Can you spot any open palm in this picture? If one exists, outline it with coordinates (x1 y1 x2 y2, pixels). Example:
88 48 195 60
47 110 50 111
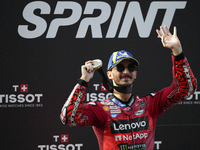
156 26 182 56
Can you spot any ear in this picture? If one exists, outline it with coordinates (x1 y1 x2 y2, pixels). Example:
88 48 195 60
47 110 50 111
135 71 137 79
107 71 113 80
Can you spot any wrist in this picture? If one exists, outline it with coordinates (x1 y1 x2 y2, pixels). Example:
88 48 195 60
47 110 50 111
171 44 182 56
172 48 182 56
78 79 89 87
80 76 90 82
174 52 185 61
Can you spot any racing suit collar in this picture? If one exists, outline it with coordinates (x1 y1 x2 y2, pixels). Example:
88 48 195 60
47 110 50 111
109 94 135 107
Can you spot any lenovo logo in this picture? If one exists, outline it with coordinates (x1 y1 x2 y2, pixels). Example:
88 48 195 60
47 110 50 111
110 116 149 134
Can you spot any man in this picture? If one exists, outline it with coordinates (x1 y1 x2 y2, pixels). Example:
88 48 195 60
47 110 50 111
60 26 197 150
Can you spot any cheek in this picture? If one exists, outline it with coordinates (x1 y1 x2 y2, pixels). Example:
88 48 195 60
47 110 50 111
130 72 137 78
109 71 120 80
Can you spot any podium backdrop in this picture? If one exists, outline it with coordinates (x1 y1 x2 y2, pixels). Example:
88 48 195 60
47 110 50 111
0 0 199 149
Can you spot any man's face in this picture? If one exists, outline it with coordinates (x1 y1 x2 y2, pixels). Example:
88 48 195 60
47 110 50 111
107 60 137 87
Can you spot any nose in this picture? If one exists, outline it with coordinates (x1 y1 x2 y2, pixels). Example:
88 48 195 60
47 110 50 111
123 67 130 73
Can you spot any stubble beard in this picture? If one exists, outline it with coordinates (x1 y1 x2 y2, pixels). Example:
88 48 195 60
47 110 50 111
115 81 133 88
114 75 134 88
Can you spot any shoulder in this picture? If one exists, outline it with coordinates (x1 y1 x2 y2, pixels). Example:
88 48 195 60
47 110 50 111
135 93 157 103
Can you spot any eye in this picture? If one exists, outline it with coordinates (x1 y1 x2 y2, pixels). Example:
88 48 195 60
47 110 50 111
116 64 125 72
128 64 136 72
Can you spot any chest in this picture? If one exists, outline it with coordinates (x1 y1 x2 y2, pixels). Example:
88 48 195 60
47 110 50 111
99 98 154 135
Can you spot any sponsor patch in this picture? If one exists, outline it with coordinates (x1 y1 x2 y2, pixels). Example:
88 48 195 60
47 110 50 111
135 109 145 116
111 114 118 118
123 107 132 112
140 101 146 108
110 116 149 134
101 101 114 105
103 106 110 111
127 97 134 106
110 106 119 109
110 109 121 114
118 143 147 150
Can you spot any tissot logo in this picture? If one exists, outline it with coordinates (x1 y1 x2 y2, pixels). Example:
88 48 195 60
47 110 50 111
20 84 28 92
18 1 186 39
0 84 43 108
110 116 149 134
86 83 112 102
61 134 69 143
178 91 200 105
38 134 83 150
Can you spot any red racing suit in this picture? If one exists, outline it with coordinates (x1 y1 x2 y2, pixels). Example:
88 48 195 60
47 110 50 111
60 53 197 150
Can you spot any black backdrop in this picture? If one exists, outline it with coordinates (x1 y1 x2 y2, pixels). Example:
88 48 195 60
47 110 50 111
0 0 200 149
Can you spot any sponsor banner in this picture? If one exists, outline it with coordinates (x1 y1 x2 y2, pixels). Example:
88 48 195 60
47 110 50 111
86 83 112 102
38 134 83 150
154 141 162 150
18 1 187 39
178 91 200 105
1 0 199 150
0 84 43 108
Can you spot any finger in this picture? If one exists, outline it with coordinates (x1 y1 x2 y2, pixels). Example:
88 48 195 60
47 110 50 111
82 62 93 73
86 64 93 73
160 26 167 37
85 61 94 71
85 60 93 65
173 26 177 36
161 37 166 46
89 63 95 72
156 29 162 38
164 25 172 36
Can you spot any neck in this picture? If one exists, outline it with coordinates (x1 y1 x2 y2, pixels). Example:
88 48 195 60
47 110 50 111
113 89 132 102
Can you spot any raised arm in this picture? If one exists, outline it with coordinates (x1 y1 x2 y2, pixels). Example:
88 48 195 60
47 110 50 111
150 26 198 114
60 61 95 126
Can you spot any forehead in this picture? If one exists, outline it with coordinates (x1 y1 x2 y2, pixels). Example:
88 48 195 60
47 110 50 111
118 59 134 65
